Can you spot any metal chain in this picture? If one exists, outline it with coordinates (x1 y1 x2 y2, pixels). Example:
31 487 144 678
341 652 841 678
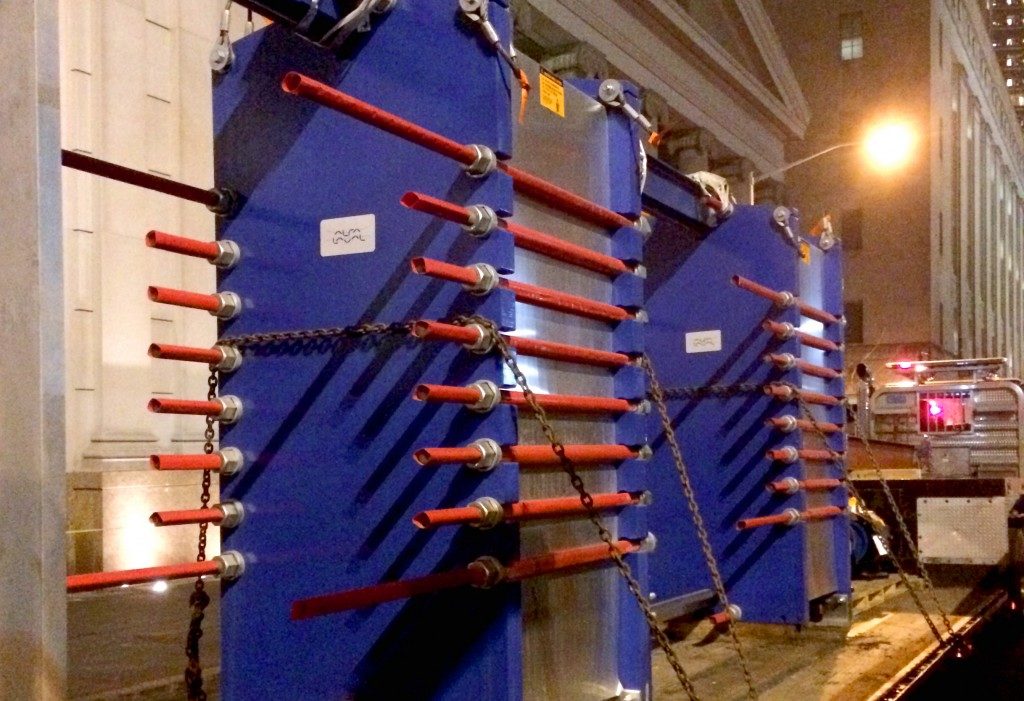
454 316 703 701
657 383 764 401
220 320 413 350
181 321 412 700
185 369 218 701
642 356 759 701
795 397 955 649
839 406 965 649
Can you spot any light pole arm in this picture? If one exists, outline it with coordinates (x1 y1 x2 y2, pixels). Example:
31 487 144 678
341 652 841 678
748 141 857 203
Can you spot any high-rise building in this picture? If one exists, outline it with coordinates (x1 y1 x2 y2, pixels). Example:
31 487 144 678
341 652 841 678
767 0 1024 383
980 0 1024 128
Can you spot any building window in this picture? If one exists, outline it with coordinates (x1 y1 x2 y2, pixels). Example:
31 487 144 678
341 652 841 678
840 13 864 60
846 300 865 344
1008 56 1015 67
841 208 863 250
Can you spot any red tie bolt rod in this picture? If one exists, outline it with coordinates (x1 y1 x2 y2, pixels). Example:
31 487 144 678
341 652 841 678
765 415 842 434
766 478 844 495
146 230 240 268
412 491 645 529
766 446 841 464
66 551 245 593
762 320 841 353
411 257 633 323
148 396 243 423
413 438 642 471
709 604 743 627
150 500 244 527
411 320 631 369
149 343 242 372
764 383 842 407
150 448 244 474
736 506 844 530
290 538 647 620
763 353 841 380
732 275 841 326
281 73 633 231
148 286 241 320
401 192 634 278
61 150 234 214
413 380 637 415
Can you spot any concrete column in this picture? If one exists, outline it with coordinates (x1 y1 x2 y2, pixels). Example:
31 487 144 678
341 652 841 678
0 0 67 698
660 127 714 175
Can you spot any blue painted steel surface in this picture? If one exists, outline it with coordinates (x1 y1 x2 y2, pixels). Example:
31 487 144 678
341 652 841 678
643 203 849 624
211 4 650 698
214 6 521 698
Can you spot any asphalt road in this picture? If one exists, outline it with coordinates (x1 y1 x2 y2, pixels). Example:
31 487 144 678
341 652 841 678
69 579 221 700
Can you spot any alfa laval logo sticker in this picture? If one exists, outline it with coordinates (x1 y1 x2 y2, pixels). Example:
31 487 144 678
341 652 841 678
684 330 722 354
320 214 375 257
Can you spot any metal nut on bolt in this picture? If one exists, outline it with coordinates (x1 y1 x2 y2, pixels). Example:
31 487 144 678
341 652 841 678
212 240 241 269
216 395 244 424
773 477 801 495
637 444 653 461
470 496 505 529
773 415 799 433
462 323 497 354
467 437 502 471
468 555 506 588
213 344 243 373
206 187 237 216
463 204 498 237
782 508 802 526
212 291 242 319
464 144 498 178
638 531 658 554
767 352 797 370
775 291 796 308
465 263 500 295
467 379 501 412
215 550 246 580
218 446 245 475
598 79 625 106
218 500 245 528
772 446 800 464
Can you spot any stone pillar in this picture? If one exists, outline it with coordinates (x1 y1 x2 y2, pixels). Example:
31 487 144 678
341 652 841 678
0 0 67 697
661 127 714 175
540 41 609 79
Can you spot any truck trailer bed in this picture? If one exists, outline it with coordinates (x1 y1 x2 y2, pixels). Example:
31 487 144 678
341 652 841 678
653 576 1005 701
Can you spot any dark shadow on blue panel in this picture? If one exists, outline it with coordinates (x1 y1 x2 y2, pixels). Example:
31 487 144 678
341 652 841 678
721 445 782 497
215 27 345 203
643 213 705 297
347 542 515 699
229 339 398 496
724 531 786 589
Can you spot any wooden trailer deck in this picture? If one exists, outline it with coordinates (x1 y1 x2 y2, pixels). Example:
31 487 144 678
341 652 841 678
653 574 1006 701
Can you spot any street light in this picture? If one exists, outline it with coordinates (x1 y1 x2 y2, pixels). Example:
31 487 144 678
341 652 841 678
748 119 916 203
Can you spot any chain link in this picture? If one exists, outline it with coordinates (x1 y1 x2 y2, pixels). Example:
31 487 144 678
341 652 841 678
185 369 218 701
657 383 764 401
642 356 759 700
220 321 413 351
795 397 962 651
182 321 412 700
453 316 703 701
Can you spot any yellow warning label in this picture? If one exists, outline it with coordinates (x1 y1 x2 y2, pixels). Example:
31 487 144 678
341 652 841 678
538 69 565 118
799 241 812 265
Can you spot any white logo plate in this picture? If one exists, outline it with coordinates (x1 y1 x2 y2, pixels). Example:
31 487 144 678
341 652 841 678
320 214 375 257
685 330 722 354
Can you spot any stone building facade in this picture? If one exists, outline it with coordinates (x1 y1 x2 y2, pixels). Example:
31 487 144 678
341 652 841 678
768 0 1024 384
